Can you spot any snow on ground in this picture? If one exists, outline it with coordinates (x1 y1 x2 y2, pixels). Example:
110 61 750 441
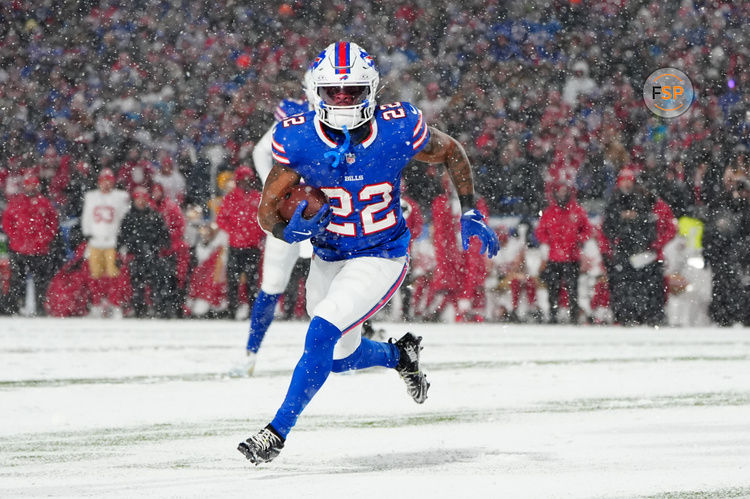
1 318 749 498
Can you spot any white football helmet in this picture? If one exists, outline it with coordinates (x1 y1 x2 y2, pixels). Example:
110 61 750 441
302 68 316 106
308 42 379 130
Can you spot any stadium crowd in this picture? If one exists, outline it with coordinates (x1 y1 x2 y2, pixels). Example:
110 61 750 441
1 0 749 326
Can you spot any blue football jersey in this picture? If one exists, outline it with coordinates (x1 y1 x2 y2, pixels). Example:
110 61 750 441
274 98 311 122
272 101 430 261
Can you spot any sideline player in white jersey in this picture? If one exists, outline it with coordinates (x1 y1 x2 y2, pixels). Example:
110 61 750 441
238 42 498 465
81 168 130 318
229 79 314 377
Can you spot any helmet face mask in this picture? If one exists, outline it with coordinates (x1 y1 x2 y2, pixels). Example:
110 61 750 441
309 42 379 130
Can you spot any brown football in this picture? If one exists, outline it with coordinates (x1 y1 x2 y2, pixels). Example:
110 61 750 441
278 184 329 222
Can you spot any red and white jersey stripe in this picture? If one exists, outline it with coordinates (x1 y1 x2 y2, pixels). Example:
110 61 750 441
412 112 429 150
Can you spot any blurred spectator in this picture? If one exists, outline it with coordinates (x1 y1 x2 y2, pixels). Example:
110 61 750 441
491 139 530 215
491 224 543 323
117 187 173 318
153 157 186 206
81 168 130 318
575 146 616 206
182 154 212 208
44 243 93 318
116 150 154 195
659 162 693 219
702 169 750 326
1 176 59 315
62 161 98 235
562 61 596 107
208 170 234 221
603 169 677 325
536 181 592 323
216 165 264 320
187 222 229 318
417 82 449 127
407 235 436 321
1 156 26 201
662 231 712 327
151 183 189 316
183 204 207 250
579 229 611 325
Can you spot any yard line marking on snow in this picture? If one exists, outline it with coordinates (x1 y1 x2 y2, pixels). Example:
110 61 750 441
3 354 750 389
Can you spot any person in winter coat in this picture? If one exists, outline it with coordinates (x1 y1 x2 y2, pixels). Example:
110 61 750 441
81 168 131 317
61 161 98 249
216 165 264 319
536 181 592 323
603 169 677 325
151 182 189 316
702 170 750 326
1 175 59 315
117 187 173 317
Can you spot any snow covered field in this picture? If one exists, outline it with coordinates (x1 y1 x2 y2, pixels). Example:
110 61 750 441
1 318 749 498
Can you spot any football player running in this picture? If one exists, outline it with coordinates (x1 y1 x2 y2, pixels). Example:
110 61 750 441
238 42 498 465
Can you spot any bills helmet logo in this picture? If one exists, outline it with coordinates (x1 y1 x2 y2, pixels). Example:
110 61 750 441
359 49 375 68
310 50 326 70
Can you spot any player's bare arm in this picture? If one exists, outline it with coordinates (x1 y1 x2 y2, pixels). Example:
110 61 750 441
414 126 475 210
257 162 301 233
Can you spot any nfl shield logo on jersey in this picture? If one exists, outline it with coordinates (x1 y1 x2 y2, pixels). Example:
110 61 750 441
345 152 356 164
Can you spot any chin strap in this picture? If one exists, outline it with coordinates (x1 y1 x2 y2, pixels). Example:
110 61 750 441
323 125 351 169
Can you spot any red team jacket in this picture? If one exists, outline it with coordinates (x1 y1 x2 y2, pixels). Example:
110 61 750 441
1 193 59 255
536 199 592 263
216 187 265 249
430 192 462 292
153 194 186 250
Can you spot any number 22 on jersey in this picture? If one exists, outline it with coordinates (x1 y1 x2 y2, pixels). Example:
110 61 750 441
321 183 396 237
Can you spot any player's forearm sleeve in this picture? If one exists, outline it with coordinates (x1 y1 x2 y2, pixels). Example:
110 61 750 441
253 125 275 185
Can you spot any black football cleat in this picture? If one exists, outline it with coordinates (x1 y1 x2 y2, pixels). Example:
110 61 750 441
392 332 430 404
238 425 285 465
